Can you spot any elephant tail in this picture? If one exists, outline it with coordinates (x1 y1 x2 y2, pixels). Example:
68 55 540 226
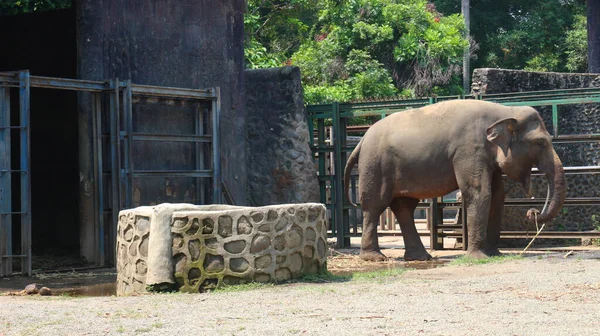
344 138 362 208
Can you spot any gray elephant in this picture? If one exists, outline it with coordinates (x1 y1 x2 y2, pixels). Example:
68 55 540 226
343 99 566 261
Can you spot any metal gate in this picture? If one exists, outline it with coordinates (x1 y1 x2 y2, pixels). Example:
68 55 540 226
0 70 221 275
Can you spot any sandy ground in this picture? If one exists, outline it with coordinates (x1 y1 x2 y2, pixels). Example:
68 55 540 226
1 244 600 336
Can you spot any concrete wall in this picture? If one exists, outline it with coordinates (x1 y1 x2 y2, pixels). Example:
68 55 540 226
76 0 248 262
246 66 320 206
472 68 600 235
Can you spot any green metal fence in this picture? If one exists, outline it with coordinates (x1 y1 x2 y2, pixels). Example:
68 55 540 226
307 88 600 249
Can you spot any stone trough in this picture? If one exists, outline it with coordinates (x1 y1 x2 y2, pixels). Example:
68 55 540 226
116 203 328 295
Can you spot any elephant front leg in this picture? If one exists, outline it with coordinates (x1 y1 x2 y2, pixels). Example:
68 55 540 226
485 171 504 257
359 209 387 262
459 174 493 259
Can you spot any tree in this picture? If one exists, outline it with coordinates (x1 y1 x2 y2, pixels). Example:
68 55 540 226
291 0 468 103
434 0 586 73
0 0 71 15
588 0 600 73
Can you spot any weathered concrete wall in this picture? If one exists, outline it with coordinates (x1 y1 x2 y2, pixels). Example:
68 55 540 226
76 0 247 262
472 68 600 235
246 66 319 206
116 203 328 295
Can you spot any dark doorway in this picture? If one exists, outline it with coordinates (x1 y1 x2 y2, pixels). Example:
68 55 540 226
0 8 82 270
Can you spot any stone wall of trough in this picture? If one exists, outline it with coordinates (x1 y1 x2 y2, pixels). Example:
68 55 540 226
116 203 328 295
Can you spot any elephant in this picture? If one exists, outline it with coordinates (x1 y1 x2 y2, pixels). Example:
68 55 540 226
343 99 566 261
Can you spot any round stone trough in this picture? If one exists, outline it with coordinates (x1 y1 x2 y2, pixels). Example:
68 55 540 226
116 203 328 295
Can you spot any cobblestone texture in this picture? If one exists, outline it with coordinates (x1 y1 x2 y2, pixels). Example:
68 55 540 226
116 203 328 295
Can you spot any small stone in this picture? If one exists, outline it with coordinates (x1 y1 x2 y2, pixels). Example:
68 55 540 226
139 234 149 257
305 227 316 242
202 218 214 234
123 225 134 242
255 255 272 269
258 224 272 232
135 216 150 232
289 253 303 273
288 149 301 160
24 284 38 295
285 230 302 249
218 216 233 238
317 238 326 259
205 238 218 249
303 246 314 258
189 239 201 261
224 240 246 254
38 287 51 296
250 235 271 253
296 210 307 222
273 235 285 251
172 217 188 229
275 268 291 282
276 255 287 264
275 217 289 231
230 258 249 273
135 260 148 276
254 273 271 283
250 211 264 223
267 210 278 221
204 254 225 273
237 216 253 234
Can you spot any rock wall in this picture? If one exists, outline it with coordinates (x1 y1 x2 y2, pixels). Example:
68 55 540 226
246 66 320 206
472 68 600 233
116 203 328 295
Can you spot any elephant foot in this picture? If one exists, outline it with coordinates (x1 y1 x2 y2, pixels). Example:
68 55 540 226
465 248 489 259
404 250 433 261
359 249 387 262
484 246 503 257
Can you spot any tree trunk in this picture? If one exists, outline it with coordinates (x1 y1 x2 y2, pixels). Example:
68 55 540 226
588 0 600 73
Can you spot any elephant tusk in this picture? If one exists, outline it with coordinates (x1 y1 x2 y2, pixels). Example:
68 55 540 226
541 184 550 215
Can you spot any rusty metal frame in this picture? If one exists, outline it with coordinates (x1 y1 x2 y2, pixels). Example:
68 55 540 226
0 71 221 275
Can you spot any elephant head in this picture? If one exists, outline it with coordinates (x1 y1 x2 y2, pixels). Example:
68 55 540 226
486 107 566 224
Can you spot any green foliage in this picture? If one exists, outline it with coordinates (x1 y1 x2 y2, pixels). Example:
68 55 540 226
0 0 70 15
564 14 588 73
246 0 468 104
434 0 586 73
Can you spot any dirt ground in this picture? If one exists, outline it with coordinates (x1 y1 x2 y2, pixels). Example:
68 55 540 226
1 242 600 335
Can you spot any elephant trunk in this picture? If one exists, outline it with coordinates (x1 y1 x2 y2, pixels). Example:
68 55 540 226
527 150 566 224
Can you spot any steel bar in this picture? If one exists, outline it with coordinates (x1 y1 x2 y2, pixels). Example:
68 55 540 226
123 80 134 209
92 92 105 266
109 78 121 266
131 133 212 143
132 170 213 178
131 84 217 100
332 102 347 248
212 87 221 204
19 71 31 276
0 83 11 276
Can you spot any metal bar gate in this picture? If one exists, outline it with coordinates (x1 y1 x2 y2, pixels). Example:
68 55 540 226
308 89 600 249
0 70 221 276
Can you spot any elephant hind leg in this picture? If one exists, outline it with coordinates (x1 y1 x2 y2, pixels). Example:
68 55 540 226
390 198 432 261
359 207 388 262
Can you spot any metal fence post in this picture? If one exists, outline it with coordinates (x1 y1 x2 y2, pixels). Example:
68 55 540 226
0 81 11 276
332 102 349 248
19 70 31 276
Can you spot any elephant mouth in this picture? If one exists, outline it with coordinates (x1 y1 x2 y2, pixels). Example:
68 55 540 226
519 174 532 197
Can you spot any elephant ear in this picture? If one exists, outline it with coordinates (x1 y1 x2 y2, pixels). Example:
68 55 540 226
486 118 518 154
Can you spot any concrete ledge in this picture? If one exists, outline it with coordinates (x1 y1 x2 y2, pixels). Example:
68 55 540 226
116 203 328 295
